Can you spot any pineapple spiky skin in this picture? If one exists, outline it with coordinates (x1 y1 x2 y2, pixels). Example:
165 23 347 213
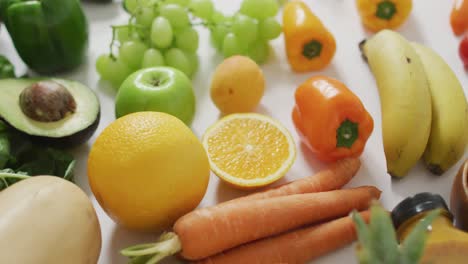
352 203 440 264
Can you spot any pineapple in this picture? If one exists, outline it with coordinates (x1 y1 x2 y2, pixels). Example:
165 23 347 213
352 203 440 264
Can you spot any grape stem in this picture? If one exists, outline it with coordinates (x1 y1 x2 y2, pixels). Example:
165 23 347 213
109 23 149 59
110 26 117 59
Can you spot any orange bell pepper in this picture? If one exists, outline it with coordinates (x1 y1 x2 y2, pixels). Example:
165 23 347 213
292 76 374 162
451 0 468 36
356 0 412 32
283 0 336 72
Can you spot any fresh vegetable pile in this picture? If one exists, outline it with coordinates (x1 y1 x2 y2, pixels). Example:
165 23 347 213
0 1 467 264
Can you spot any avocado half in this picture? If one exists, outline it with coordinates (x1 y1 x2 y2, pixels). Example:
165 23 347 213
0 78 100 148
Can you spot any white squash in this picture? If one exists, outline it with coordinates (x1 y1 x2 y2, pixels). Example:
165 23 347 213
0 176 101 264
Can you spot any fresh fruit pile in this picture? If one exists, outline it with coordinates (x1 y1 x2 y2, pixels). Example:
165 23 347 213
96 0 282 87
3 1 468 264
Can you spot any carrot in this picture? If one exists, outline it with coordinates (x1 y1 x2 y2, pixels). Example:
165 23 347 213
175 186 380 260
196 211 371 264
229 157 361 203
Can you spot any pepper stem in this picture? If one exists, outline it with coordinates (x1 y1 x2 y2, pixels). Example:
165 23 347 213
336 119 359 148
376 1 397 20
302 40 323 59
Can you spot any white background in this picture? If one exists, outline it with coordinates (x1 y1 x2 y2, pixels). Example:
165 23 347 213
1 0 468 263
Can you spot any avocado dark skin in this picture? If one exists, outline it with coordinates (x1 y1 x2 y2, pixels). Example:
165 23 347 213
0 78 101 149
1 111 100 149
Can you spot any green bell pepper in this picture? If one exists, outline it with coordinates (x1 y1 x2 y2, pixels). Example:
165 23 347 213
0 0 88 74
0 55 15 79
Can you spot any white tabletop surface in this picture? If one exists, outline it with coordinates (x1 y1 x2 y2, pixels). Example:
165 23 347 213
1 0 467 263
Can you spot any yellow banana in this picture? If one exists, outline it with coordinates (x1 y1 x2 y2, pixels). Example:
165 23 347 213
411 43 468 175
360 30 432 178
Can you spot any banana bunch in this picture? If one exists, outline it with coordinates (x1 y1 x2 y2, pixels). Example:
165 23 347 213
361 30 468 177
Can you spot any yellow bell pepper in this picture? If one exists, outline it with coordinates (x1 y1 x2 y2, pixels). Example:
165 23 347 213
356 0 412 32
283 0 336 72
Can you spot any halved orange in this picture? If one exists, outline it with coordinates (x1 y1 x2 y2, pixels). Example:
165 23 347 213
202 113 296 189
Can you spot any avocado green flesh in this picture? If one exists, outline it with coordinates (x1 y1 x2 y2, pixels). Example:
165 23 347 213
0 78 99 138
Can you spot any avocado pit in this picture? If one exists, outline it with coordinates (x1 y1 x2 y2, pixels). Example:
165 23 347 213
19 81 77 122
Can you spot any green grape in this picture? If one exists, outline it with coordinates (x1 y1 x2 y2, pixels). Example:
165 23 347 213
232 13 258 44
222 33 245 58
185 52 199 75
123 0 138 14
189 0 214 20
115 26 135 43
96 54 132 87
211 10 229 23
210 24 229 50
164 0 190 6
240 0 279 20
248 41 269 64
135 6 156 28
135 27 150 43
160 4 190 29
175 27 199 53
259 17 282 40
164 48 193 77
151 17 173 49
96 54 113 80
119 40 148 69
142 48 165 68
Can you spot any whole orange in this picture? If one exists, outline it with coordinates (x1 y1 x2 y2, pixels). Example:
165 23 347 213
87 112 210 232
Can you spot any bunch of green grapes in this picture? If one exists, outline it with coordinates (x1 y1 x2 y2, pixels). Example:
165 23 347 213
96 0 199 87
96 0 282 87
206 0 282 64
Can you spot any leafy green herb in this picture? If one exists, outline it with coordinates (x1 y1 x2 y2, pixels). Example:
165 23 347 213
0 55 16 79
0 128 10 168
0 120 76 190
352 203 440 264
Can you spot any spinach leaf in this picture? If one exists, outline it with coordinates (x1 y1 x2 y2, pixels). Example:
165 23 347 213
0 120 76 190
0 131 9 168
0 55 16 79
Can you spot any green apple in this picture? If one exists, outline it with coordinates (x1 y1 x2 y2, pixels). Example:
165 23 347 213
115 67 195 124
